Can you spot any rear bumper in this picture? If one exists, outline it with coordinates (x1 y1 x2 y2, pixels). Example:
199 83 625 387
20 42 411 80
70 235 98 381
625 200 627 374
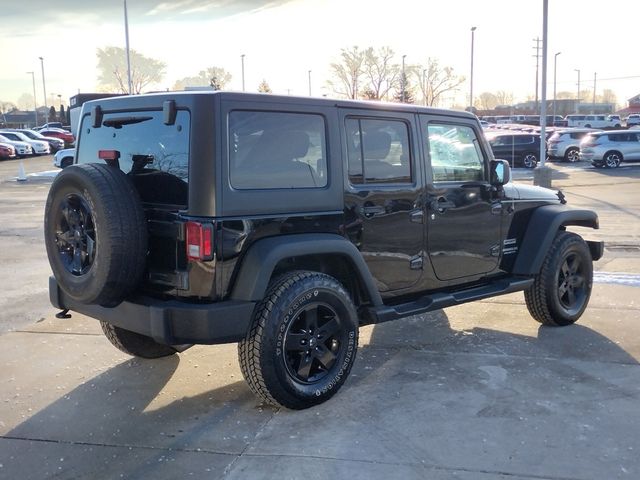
49 276 255 346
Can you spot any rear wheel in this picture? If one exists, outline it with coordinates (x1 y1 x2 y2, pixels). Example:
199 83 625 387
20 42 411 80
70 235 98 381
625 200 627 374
238 271 359 409
100 322 177 359
525 231 593 326
564 147 580 163
522 152 538 169
604 151 622 168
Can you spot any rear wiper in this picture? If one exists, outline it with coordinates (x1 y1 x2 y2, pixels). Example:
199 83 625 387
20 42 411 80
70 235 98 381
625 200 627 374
103 116 152 129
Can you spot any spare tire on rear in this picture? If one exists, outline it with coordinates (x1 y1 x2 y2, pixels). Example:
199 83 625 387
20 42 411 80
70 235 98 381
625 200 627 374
45 163 147 306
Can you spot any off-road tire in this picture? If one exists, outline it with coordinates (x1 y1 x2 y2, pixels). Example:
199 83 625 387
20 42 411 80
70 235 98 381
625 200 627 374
44 163 147 306
100 321 177 359
525 231 593 326
238 271 359 409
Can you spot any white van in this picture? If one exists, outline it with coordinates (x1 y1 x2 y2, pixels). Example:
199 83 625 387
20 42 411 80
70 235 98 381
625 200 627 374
564 114 621 129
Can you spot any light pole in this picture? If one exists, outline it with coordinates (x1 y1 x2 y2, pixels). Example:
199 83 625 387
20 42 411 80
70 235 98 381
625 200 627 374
124 0 133 94
422 68 427 106
401 55 406 103
308 70 312 96
26 71 38 127
241 54 245 91
39 56 47 115
470 26 477 112
553 52 561 119
574 69 581 113
592 72 597 113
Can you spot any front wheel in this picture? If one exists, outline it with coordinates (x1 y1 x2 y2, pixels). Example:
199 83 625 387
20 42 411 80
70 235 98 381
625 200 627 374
604 151 622 168
564 147 580 163
238 271 359 409
525 231 593 326
522 152 538 169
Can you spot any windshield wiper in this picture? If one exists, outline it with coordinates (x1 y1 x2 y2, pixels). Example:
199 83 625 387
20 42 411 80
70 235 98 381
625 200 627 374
103 116 153 129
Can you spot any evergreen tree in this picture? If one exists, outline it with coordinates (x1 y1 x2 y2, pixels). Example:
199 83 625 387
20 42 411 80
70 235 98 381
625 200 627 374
59 105 66 124
48 106 57 122
393 72 415 104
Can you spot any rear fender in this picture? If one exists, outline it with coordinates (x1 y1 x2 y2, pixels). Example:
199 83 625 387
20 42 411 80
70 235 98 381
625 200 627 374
229 233 383 306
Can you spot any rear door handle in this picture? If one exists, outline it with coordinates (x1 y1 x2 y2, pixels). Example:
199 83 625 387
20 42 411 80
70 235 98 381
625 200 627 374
361 205 386 217
430 198 456 213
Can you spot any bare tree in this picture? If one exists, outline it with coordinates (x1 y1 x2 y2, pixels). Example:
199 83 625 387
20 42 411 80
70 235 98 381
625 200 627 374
600 89 617 105
257 79 272 93
327 46 366 99
477 92 498 110
494 90 514 106
415 58 465 107
97 46 166 94
362 47 400 101
173 67 232 91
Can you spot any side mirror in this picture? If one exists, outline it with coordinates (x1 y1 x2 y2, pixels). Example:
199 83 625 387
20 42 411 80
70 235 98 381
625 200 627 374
490 159 511 186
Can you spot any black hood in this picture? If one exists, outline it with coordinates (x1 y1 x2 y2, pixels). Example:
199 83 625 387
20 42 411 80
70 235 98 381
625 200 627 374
504 182 565 203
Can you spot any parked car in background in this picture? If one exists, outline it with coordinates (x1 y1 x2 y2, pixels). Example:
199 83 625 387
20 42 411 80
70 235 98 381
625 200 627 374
485 132 542 168
0 134 33 157
53 148 75 168
34 122 65 130
626 114 640 127
565 114 621 129
37 128 75 147
0 130 50 155
580 130 640 168
0 142 16 160
14 128 65 152
547 128 597 162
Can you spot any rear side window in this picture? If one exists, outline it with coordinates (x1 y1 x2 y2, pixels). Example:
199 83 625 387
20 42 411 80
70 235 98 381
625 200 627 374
78 110 190 206
229 111 327 189
346 118 412 184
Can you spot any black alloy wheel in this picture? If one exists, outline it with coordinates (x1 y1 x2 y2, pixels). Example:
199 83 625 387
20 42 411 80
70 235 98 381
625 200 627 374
54 193 96 276
238 271 359 409
283 302 345 384
556 251 588 316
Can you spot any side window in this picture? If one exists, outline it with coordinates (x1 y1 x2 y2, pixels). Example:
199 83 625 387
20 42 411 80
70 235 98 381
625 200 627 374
229 111 327 190
346 118 412 184
426 124 485 183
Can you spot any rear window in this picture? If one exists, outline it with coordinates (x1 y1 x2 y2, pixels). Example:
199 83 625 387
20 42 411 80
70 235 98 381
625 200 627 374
78 110 190 206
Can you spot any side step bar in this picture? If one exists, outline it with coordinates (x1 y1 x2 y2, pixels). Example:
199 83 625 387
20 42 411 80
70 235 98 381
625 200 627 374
366 277 534 325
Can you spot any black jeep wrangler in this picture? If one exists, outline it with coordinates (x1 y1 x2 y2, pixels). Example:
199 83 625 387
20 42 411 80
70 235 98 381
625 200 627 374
45 92 603 409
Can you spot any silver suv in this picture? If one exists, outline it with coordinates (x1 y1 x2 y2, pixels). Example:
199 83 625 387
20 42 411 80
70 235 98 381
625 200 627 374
579 130 640 168
547 128 596 162
626 114 640 127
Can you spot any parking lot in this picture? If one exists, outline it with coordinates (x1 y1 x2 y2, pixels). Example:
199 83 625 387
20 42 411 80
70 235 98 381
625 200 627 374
1 155 639 479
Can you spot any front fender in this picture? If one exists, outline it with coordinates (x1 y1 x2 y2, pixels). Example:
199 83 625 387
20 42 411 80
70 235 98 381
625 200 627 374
512 205 599 275
229 233 383 305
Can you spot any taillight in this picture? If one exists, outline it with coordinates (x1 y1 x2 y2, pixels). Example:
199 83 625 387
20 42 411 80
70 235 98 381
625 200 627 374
185 221 214 261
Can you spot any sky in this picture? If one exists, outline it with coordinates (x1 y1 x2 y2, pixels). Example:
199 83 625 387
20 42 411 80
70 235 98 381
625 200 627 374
1 0 639 110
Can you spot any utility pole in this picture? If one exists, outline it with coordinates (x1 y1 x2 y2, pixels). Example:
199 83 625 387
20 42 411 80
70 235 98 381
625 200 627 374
574 69 581 113
241 54 246 91
401 55 406 103
532 37 541 112
124 0 133 94
308 70 312 96
470 27 477 112
592 72 597 113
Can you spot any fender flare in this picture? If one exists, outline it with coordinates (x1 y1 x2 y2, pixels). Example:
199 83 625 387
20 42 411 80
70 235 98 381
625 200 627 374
229 233 383 305
512 204 599 275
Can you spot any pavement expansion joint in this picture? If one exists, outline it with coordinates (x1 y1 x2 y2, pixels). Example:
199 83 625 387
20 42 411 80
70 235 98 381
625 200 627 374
10 330 102 337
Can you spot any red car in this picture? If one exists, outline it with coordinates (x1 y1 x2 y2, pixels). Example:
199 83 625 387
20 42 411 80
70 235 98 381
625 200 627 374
37 128 75 147
0 142 17 160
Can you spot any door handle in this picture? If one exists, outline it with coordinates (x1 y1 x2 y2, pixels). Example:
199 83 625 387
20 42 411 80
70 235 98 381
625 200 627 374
430 197 456 213
361 205 386 218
